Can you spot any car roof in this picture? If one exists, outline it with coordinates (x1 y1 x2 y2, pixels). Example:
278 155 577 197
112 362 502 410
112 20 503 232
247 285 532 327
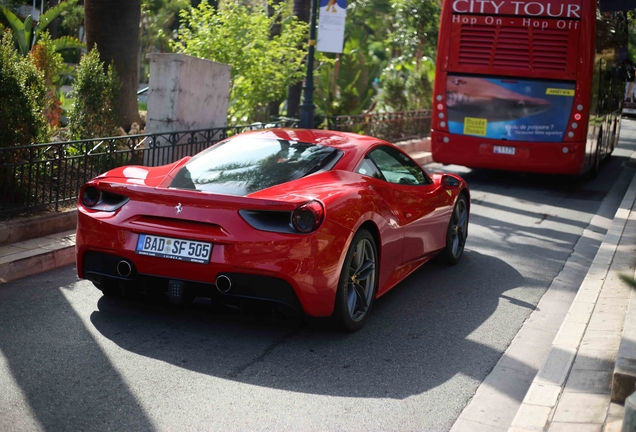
231 128 388 152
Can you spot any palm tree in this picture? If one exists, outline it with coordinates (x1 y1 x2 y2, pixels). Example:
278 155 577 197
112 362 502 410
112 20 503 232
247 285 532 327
47 0 60 38
267 0 283 120
286 0 310 119
84 0 141 131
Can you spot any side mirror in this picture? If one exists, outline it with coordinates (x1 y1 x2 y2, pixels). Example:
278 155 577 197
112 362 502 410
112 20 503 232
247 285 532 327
442 174 460 188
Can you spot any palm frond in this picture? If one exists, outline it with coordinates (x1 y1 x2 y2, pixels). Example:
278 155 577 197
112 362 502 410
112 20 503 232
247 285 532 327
34 0 79 47
51 35 85 52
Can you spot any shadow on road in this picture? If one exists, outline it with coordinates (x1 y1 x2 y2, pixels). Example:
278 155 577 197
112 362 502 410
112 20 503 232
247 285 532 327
0 266 155 431
86 249 528 400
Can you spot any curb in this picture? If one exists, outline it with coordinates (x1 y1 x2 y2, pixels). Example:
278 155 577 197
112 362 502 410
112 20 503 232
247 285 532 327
612 261 636 403
509 171 636 431
0 231 76 284
0 209 77 247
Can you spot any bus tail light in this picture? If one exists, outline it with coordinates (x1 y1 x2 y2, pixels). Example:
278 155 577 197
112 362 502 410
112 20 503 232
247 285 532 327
433 94 449 131
563 103 584 142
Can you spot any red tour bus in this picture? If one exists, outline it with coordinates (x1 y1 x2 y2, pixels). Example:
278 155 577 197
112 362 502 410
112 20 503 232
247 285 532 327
431 0 627 176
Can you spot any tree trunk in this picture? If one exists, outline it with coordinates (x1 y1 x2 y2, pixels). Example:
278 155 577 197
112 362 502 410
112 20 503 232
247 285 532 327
84 0 141 131
47 0 59 39
268 0 283 120
286 0 311 119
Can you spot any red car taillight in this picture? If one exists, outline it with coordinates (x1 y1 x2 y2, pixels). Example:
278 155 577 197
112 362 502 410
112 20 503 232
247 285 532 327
81 186 101 207
292 201 324 233
79 184 129 212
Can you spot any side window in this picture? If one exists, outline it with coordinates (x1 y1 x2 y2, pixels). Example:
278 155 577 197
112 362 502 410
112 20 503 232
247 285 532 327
367 147 431 185
356 157 385 180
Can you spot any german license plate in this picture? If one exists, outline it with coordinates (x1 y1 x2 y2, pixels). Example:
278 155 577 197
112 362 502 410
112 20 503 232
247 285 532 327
493 145 515 155
135 234 212 264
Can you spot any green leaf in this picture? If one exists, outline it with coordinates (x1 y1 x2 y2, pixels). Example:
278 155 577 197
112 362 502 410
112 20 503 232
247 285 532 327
23 15 32 52
0 6 24 32
51 35 85 52
0 6 28 54
34 0 79 43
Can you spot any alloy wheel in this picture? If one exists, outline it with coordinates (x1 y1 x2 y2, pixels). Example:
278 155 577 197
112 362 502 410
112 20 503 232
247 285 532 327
450 198 468 259
346 238 377 322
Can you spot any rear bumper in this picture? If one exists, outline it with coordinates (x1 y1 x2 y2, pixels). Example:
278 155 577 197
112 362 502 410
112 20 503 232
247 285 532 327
76 209 351 317
83 251 304 312
431 131 585 175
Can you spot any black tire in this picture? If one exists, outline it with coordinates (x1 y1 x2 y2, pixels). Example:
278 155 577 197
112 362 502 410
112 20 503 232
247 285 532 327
588 137 602 180
610 122 618 154
437 194 469 265
333 229 378 332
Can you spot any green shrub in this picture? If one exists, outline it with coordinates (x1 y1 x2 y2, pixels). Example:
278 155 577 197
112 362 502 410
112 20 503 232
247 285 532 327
0 31 48 147
68 47 120 139
377 69 408 112
404 60 435 110
30 32 64 130
378 58 435 112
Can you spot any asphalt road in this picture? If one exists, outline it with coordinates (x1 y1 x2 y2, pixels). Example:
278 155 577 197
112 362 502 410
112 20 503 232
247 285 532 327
2 120 636 432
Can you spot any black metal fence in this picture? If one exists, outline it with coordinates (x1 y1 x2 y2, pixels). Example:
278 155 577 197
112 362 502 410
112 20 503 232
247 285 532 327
0 122 295 219
326 110 431 142
0 111 430 219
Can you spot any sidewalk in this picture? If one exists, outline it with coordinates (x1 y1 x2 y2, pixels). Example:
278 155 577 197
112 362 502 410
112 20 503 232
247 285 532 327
509 174 636 431
0 210 77 284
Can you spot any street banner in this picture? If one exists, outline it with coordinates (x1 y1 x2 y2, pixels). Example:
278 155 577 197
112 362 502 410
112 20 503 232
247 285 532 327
317 0 347 54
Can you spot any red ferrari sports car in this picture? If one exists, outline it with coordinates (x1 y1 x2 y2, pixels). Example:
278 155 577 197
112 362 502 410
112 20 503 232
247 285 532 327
76 128 469 331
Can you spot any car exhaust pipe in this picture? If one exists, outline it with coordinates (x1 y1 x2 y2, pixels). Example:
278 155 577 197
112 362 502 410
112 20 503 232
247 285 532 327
116 260 132 278
216 274 232 293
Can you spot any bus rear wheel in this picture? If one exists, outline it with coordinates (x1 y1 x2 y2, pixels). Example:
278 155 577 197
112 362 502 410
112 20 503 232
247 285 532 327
588 132 602 180
610 121 618 154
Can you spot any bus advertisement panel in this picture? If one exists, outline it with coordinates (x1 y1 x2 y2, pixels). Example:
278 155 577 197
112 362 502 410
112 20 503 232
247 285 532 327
446 75 575 143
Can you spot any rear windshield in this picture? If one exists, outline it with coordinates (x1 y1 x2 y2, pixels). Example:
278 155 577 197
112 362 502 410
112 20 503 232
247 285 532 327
170 137 342 196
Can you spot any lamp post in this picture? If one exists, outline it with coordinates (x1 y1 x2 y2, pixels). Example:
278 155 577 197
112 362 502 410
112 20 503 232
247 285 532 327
299 0 319 129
